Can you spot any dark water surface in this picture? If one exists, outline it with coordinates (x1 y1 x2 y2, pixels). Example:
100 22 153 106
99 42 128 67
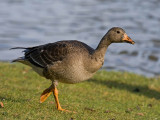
0 0 160 77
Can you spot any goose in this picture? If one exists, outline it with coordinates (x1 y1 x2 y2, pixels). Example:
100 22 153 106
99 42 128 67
12 27 134 112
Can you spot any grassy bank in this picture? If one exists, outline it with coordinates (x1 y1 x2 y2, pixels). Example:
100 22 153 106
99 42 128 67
0 62 160 120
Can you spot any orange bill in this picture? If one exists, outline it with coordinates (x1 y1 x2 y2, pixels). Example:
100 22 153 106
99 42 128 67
122 33 135 44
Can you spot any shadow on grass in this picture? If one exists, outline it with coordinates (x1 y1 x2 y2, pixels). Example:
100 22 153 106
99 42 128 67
89 79 160 100
0 96 28 103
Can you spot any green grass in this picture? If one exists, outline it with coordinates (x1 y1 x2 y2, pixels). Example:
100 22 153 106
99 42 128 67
0 62 160 120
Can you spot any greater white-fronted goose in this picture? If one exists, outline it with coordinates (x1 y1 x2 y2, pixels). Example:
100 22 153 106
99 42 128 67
12 27 134 112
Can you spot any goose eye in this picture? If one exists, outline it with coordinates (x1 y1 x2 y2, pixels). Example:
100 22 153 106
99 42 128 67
117 31 120 34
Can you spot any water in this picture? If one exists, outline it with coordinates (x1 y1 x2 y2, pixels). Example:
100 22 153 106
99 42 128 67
0 0 160 77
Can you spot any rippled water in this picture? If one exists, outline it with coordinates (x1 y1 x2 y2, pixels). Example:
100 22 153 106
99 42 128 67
0 0 160 77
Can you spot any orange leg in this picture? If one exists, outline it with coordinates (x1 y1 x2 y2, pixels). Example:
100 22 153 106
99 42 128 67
53 87 74 112
53 87 62 110
40 84 54 103
40 84 75 112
